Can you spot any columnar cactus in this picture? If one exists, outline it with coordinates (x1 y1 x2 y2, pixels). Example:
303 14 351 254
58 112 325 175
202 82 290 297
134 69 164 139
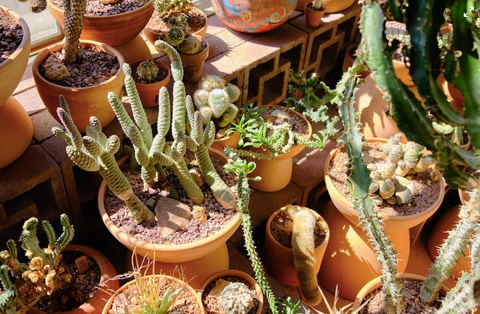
136 60 160 82
0 214 74 314
220 282 256 314
53 96 154 224
193 75 240 128
367 133 438 205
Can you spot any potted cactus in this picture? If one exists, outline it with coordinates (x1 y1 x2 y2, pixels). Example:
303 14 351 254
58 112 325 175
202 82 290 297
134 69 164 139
129 59 171 107
304 0 325 28
193 74 241 151
199 269 263 314
0 214 74 314
263 205 329 306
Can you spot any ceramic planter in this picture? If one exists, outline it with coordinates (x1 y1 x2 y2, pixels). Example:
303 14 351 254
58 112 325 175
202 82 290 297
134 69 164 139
98 147 241 263
28 244 119 314
143 7 208 46
199 270 263 314
102 275 204 314
263 206 329 287
32 40 125 133
210 130 240 153
0 6 31 107
342 44 370 78
296 0 355 13
179 36 209 83
210 0 297 33
130 60 171 107
319 138 445 300
352 273 427 312
47 0 154 47
247 105 312 192
304 3 325 28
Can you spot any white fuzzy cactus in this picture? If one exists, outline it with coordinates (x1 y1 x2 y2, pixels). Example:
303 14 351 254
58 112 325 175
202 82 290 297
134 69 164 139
221 282 256 314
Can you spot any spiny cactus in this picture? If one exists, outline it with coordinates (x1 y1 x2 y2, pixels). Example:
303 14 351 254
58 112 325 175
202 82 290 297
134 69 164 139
153 0 193 19
287 205 327 306
367 133 438 206
220 282 256 314
136 60 160 82
53 96 154 224
157 13 202 54
177 35 202 55
193 75 240 128
108 63 204 203
0 214 74 314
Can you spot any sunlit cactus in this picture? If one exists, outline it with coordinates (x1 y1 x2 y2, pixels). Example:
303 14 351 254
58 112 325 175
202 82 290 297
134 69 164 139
136 60 159 82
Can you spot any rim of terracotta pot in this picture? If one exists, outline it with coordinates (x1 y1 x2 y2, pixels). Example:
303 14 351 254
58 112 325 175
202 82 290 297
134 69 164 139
353 273 427 311
249 105 313 161
102 274 204 314
0 6 31 107
47 0 154 21
28 244 119 314
130 60 171 86
324 137 446 232
98 147 242 262
32 39 125 92
199 269 264 314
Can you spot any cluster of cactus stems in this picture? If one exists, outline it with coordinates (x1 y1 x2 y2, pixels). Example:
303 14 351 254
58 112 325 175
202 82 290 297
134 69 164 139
0 214 74 314
193 75 241 128
156 14 202 55
153 0 193 19
220 282 255 314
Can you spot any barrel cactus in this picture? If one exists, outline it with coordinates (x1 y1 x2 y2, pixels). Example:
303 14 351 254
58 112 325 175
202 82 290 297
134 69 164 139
153 0 193 19
136 60 159 82
193 75 240 128
220 282 256 314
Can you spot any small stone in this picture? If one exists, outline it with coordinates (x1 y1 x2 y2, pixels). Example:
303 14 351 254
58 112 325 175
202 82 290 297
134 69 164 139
44 55 70 81
189 167 205 187
155 198 192 237
192 205 207 224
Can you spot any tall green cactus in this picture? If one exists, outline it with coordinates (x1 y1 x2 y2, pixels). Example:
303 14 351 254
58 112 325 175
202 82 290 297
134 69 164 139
53 96 154 224
0 214 74 314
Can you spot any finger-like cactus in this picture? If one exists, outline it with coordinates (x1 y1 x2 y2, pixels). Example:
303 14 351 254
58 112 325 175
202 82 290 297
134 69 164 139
53 96 154 224
220 282 256 314
136 60 160 82
0 214 74 314
193 75 241 128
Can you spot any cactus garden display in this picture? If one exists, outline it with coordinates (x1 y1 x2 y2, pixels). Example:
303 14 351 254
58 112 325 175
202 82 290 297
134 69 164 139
0 214 74 314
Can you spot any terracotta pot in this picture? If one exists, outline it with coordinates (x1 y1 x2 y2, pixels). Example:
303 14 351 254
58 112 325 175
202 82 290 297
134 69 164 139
28 244 119 314
210 130 240 153
102 274 204 314
179 36 209 83
264 206 329 287
47 0 154 47
210 0 297 33
130 60 171 107
353 273 427 311
0 97 33 169
32 40 125 133
318 200 410 301
342 44 370 78
296 0 355 13
354 75 406 141
393 59 414 87
98 147 242 263
459 189 471 204
427 203 470 281
0 6 31 107
109 35 153 64
143 7 208 46
304 3 325 28
199 269 264 314
247 105 312 192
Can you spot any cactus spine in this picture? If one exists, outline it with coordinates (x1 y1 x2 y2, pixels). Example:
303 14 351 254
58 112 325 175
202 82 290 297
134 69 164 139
53 96 154 224
0 214 74 314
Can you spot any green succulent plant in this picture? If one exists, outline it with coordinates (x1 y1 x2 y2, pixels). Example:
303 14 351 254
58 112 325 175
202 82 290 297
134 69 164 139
220 282 256 314
0 214 74 314
153 0 193 19
136 60 160 82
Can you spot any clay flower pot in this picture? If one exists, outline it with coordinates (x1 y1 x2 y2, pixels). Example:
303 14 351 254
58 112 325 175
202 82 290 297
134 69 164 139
304 2 325 28
28 244 119 314
32 40 125 133
102 275 204 314
143 7 208 46
179 36 209 83
296 0 355 13
98 147 241 263
0 6 31 107
319 138 445 300
247 105 312 192
47 0 154 47
199 269 263 314
130 60 171 107
210 0 297 33
352 273 427 312
263 206 329 287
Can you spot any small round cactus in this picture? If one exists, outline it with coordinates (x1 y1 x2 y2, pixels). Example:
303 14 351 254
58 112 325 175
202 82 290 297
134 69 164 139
220 282 256 314
178 35 202 54
136 60 160 82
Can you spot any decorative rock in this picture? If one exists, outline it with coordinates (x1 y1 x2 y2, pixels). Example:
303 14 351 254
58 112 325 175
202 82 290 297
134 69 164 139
155 198 192 237
192 205 208 224
189 167 205 187
44 55 70 81
145 198 156 210
208 278 232 298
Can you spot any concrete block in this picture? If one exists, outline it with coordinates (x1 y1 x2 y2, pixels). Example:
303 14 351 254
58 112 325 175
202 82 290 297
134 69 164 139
13 63 35 96
30 109 62 143
14 87 45 116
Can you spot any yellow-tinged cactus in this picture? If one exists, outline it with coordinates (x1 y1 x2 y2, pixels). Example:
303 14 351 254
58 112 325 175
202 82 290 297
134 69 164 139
136 60 160 82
